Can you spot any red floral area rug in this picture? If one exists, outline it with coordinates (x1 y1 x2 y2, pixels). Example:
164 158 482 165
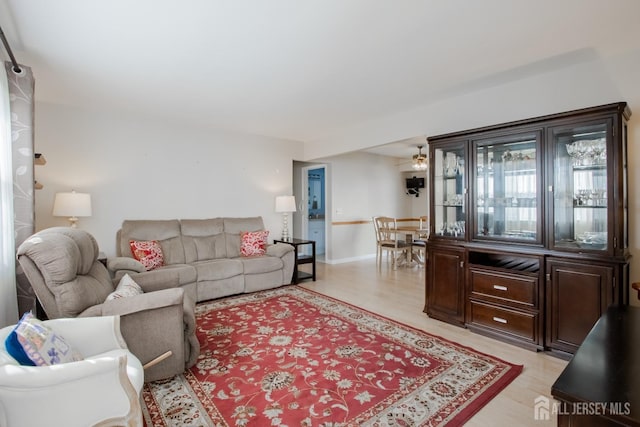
142 286 522 426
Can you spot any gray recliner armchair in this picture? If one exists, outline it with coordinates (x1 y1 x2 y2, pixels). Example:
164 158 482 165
16 227 200 382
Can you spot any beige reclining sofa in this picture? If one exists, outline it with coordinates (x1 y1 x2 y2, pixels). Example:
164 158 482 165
109 217 295 303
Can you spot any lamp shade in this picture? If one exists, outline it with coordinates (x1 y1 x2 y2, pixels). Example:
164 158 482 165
53 191 92 217
275 195 296 213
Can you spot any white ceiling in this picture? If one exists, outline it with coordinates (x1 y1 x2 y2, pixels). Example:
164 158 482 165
2 0 640 158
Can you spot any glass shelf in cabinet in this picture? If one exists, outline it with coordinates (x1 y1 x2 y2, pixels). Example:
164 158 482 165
481 197 536 208
501 231 537 240
443 194 464 206
436 221 466 237
504 168 537 175
571 164 607 172
554 241 598 251
573 190 606 207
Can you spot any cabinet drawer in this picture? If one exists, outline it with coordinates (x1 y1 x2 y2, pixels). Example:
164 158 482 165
470 270 536 306
468 301 537 342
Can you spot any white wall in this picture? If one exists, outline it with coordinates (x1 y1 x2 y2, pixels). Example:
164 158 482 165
402 170 429 219
293 153 426 263
34 102 302 256
327 152 408 221
310 152 411 262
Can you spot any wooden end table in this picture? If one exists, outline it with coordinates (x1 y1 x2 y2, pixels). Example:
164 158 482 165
274 238 316 284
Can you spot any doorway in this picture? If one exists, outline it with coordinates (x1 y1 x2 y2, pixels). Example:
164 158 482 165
302 165 326 257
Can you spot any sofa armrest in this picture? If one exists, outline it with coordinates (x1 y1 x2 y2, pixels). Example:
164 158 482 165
266 242 295 258
129 269 181 293
267 243 295 285
0 351 142 427
181 292 199 369
107 256 146 274
101 287 184 317
101 287 192 381
43 316 127 355
0 350 132 387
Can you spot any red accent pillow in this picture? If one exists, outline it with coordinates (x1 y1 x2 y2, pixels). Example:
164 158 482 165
129 240 165 270
240 230 269 257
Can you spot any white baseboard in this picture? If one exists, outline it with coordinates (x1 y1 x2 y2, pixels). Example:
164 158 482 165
323 253 376 265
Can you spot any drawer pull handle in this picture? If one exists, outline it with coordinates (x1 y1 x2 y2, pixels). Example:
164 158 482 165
492 316 508 324
493 285 508 291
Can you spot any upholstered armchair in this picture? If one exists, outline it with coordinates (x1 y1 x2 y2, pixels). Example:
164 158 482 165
16 227 200 382
0 316 144 426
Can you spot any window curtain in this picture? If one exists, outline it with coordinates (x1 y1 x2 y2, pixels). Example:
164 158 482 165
0 64 17 327
4 61 35 323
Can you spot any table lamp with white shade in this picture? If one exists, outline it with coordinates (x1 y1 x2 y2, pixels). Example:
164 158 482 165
275 195 296 240
52 191 92 228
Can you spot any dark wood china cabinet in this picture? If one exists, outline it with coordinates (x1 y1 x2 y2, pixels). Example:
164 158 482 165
424 102 631 356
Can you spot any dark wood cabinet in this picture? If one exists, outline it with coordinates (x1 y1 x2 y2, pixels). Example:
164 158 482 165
425 102 631 354
466 250 543 350
546 258 615 356
425 245 465 326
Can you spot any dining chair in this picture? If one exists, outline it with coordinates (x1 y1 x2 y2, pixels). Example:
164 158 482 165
374 216 412 269
418 216 429 239
411 216 429 266
372 216 383 265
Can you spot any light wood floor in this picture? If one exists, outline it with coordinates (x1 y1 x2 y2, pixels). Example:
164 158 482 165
298 257 567 426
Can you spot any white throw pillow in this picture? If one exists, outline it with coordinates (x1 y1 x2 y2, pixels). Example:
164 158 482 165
105 274 143 301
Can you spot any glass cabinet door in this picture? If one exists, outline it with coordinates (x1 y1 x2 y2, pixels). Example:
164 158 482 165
473 133 541 243
433 143 466 239
550 121 610 252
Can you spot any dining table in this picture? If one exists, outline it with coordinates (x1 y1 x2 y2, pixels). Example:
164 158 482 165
379 222 429 266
